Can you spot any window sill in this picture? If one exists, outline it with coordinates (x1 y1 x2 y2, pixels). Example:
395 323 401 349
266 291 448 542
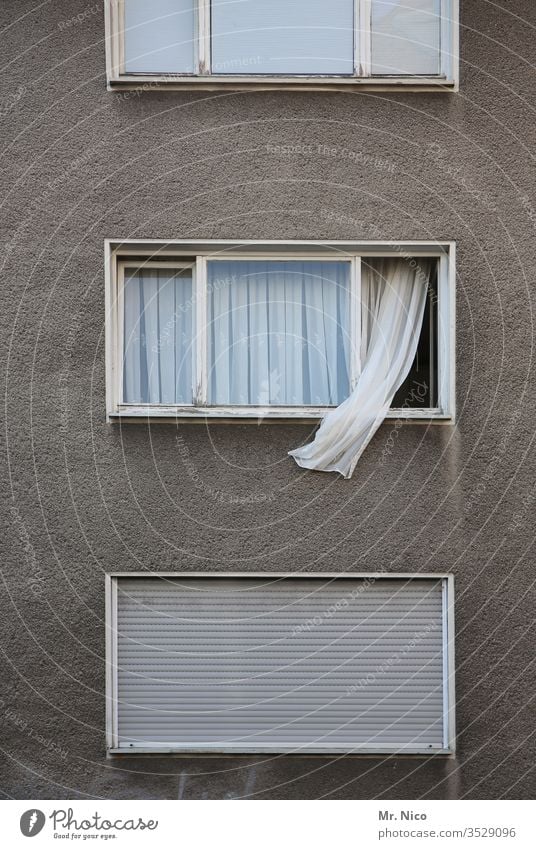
108 746 454 756
107 406 453 424
107 75 458 93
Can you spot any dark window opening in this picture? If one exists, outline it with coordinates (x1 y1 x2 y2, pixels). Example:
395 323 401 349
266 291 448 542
392 261 438 409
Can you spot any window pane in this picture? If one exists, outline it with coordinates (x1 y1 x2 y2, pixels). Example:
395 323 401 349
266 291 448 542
371 0 441 76
391 260 438 408
211 0 354 75
124 0 195 73
123 268 193 404
207 261 351 406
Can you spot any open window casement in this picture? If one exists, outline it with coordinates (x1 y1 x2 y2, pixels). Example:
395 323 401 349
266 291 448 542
105 240 455 477
105 1 459 90
106 573 456 755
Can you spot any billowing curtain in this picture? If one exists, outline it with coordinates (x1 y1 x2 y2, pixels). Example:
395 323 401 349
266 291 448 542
123 268 193 404
207 261 351 406
289 258 432 478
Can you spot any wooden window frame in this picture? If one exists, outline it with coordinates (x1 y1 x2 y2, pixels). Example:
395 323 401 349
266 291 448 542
105 239 456 423
104 0 459 92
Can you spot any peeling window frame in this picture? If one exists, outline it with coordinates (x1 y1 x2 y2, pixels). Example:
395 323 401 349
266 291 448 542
104 1 459 92
105 239 456 423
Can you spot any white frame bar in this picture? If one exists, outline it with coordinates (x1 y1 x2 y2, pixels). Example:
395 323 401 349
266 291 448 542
105 574 118 750
105 0 124 80
105 239 456 423
442 574 456 752
197 0 210 74
105 571 455 756
356 0 372 78
105 0 459 91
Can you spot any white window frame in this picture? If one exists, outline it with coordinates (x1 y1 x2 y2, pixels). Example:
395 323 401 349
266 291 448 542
105 571 456 755
105 1 459 91
105 239 456 423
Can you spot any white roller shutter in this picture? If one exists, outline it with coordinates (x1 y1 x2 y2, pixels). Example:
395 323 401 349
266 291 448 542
109 575 452 753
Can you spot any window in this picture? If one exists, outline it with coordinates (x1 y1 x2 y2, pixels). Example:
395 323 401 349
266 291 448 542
105 1 459 89
106 240 455 421
207 260 351 407
106 573 455 754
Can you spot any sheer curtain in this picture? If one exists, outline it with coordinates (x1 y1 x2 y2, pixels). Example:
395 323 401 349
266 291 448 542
289 258 432 479
207 261 351 406
123 268 193 404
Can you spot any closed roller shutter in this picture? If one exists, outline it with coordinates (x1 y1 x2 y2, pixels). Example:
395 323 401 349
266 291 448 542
112 576 449 753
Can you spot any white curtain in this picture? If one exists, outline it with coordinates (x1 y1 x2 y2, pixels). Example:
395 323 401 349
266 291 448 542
208 261 351 406
123 269 193 404
289 258 432 479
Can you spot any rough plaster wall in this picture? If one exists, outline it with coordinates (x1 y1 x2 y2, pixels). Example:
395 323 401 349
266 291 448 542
0 0 535 799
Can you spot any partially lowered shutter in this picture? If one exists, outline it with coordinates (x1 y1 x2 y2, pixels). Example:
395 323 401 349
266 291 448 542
110 575 452 753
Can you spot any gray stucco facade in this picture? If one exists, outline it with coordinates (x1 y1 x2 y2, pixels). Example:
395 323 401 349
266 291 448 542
1 1 535 799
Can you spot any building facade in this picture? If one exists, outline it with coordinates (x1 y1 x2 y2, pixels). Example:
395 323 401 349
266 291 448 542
1 1 535 799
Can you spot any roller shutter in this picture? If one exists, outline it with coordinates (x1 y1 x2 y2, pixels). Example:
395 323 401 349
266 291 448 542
111 576 450 753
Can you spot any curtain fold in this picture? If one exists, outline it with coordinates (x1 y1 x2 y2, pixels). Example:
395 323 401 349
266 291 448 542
207 261 351 406
289 258 432 479
123 269 193 404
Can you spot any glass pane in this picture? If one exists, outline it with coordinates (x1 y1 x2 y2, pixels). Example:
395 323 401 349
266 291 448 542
207 261 351 406
371 0 441 76
124 0 196 73
391 260 438 408
211 0 354 75
123 268 193 404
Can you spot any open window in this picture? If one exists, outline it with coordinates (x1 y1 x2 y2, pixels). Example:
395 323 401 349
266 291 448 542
105 1 459 90
105 240 455 422
106 573 456 754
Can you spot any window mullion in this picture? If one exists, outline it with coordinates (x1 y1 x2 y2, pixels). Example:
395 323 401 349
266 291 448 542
356 0 371 77
198 0 211 74
195 256 208 405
